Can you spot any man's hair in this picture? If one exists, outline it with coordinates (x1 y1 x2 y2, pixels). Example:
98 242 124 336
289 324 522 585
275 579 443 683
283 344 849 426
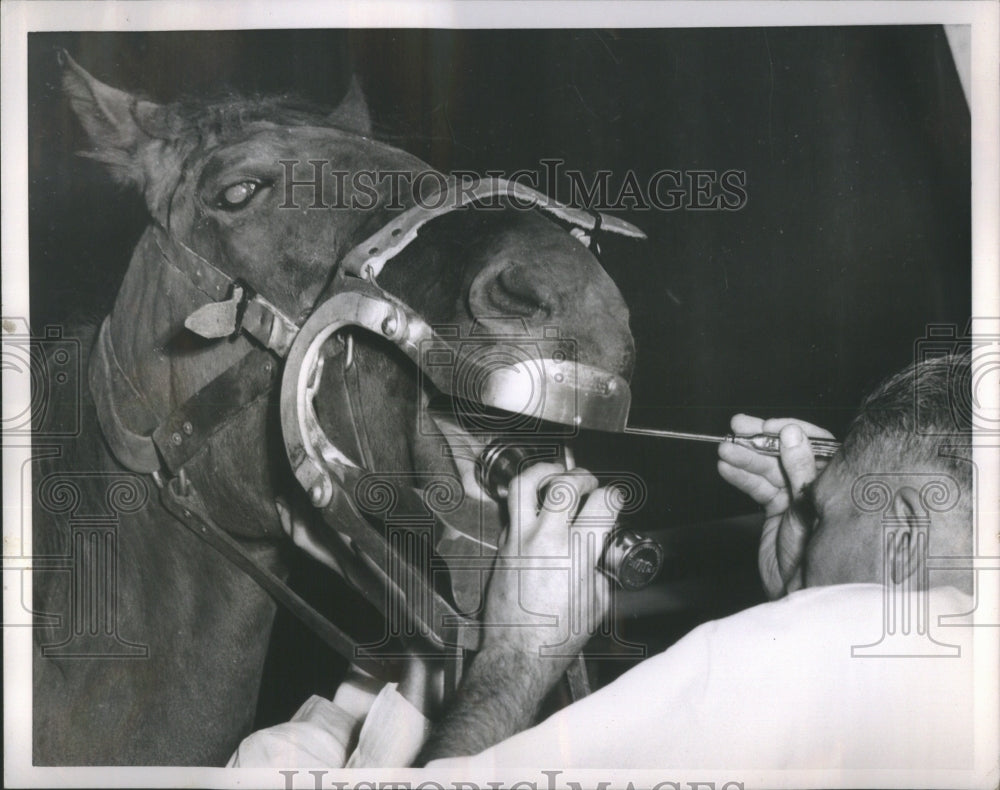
842 352 973 495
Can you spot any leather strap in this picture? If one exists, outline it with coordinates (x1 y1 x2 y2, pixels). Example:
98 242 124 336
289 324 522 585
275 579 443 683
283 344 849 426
91 225 298 477
151 349 279 474
341 176 646 281
90 318 162 473
152 227 233 302
90 317 283 478
153 227 299 355
239 292 299 357
160 475 394 681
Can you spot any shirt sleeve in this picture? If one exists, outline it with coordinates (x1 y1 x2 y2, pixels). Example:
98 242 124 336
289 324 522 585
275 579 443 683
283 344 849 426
228 666 430 768
344 679 431 768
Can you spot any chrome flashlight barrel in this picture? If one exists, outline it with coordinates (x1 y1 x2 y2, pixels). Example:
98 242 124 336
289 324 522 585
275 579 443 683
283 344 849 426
476 440 541 500
475 440 662 591
596 530 664 591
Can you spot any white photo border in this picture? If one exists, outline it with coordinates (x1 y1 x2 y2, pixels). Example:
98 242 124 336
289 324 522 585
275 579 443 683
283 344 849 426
3 2 997 788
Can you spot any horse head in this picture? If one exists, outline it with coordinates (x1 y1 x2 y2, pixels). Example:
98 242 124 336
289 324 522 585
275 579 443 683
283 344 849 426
60 50 637 660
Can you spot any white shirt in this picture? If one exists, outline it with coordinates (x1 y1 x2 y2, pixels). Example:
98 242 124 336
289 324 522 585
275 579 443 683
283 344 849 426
230 583 978 771
228 668 429 767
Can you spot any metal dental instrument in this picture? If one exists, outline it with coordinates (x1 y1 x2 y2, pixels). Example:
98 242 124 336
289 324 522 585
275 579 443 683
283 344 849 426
623 427 841 459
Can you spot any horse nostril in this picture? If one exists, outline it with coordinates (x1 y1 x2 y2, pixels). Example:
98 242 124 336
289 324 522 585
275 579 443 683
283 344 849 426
471 261 557 320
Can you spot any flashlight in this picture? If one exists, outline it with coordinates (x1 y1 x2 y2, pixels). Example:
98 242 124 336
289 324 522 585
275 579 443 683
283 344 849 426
475 440 663 591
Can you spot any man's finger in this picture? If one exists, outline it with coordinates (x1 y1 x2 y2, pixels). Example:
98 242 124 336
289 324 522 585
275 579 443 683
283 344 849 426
540 469 598 519
761 417 836 440
572 484 622 541
730 413 765 435
506 462 565 548
718 459 783 508
778 424 819 497
718 440 786 489
573 486 620 582
529 471 600 554
569 487 619 628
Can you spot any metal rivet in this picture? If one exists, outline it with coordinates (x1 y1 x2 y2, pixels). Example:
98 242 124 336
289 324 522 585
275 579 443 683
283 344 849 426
604 378 618 394
182 421 193 435
263 361 272 372
381 315 398 337
171 432 183 445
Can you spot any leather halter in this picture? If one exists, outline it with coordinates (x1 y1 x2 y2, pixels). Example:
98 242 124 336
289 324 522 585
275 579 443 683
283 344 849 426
90 175 645 673
89 222 295 476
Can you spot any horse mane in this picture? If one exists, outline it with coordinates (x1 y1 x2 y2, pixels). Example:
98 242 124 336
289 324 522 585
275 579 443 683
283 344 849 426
140 92 335 142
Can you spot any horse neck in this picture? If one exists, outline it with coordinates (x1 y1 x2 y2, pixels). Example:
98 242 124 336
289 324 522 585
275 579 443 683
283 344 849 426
107 227 255 421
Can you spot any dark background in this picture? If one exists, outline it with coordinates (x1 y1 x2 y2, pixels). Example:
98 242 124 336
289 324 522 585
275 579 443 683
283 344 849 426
28 27 970 723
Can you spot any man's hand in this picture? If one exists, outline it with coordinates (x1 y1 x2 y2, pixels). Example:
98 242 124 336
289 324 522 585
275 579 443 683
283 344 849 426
717 414 834 599
483 462 617 661
416 463 620 763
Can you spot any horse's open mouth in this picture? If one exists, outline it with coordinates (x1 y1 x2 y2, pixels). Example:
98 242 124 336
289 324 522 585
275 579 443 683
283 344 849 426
424 395 572 506
414 346 631 507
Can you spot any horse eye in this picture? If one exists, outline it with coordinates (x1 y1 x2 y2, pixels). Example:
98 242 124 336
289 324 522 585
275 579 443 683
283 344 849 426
218 180 260 209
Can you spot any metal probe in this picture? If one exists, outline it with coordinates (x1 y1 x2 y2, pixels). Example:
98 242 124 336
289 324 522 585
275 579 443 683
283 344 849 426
623 427 841 459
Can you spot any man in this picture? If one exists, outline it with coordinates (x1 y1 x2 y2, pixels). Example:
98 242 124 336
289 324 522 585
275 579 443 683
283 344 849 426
232 354 979 771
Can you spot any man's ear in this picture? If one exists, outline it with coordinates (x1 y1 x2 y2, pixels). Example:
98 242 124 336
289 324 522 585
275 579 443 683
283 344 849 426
889 486 924 585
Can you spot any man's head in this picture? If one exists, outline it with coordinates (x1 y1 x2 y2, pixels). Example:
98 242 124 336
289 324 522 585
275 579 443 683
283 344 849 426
801 353 973 593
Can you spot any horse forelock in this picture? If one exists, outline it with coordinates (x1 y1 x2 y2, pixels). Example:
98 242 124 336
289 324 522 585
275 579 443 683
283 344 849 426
142 93 333 143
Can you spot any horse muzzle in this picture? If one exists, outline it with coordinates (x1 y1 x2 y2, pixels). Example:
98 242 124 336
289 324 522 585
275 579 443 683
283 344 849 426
278 276 666 601
280 279 633 509
274 176 655 639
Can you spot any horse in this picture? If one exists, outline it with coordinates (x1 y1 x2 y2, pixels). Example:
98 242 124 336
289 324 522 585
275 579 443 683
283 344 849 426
31 51 638 765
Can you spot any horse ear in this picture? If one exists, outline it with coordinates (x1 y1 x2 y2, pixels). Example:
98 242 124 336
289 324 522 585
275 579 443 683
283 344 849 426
57 49 163 190
327 75 372 137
